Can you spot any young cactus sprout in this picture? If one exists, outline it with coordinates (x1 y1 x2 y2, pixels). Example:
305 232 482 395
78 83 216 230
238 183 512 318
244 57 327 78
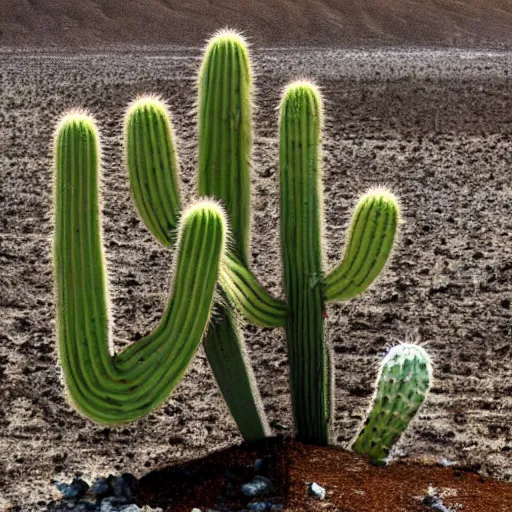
279 81 400 444
53 111 227 423
351 344 433 465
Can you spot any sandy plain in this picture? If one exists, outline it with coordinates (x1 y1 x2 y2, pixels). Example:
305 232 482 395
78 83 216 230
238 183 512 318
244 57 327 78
0 47 511 509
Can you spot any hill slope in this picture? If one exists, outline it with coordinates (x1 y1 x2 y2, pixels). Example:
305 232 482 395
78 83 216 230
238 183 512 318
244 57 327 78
1 0 512 47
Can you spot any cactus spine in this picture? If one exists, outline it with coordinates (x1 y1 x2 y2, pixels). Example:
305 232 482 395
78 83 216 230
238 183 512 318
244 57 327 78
352 344 433 465
54 112 226 423
278 82 400 444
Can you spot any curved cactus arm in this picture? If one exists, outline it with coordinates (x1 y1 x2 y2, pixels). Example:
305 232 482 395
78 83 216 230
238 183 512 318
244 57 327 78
351 344 433 465
279 81 330 445
124 95 181 246
324 190 399 302
203 308 271 442
54 112 226 424
220 253 288 328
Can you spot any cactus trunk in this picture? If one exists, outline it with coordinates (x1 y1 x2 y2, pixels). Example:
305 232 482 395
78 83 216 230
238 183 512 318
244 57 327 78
203 308 270 442
279 83 330 444
198 30 270 441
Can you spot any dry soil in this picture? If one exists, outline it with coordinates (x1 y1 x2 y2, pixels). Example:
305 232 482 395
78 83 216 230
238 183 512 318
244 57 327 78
1 46 512 509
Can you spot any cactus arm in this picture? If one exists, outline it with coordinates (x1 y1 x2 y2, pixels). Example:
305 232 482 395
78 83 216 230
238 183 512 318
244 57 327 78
351 344 432 465
198 29 252 263
54 113 226 424
324 190 399 302
125 96 181 247
203 309 271 443
279 82 330 444
123 87 284 329
220 253 287 328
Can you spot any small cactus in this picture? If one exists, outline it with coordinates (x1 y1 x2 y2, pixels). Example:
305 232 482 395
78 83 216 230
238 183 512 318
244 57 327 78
351 344 433 465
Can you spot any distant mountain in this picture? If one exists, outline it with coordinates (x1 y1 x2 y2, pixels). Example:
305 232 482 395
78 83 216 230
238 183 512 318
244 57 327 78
1 0 511 47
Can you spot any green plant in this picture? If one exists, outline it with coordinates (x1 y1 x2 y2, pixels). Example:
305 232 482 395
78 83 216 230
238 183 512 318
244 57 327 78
53 112 227 423
53 29 402 447
276 82 400 444
351 344 433 465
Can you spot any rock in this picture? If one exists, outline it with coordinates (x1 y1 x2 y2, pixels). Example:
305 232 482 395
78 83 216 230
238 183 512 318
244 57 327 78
423 495 452 512
119 505 142 512
55 478 90 500
72 503 99 512
241 476 272 497
91 478 111 497
308 482 326 500
100 497 129 512
112 474 138 501
247 503 268 511
253 456 272 476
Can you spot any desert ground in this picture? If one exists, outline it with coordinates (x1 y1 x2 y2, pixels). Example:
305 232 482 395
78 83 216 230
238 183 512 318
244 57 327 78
1 46 512 509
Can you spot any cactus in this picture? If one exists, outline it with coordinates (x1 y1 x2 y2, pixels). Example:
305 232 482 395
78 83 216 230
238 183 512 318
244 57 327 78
123 31 277 442
351 344 433 465
277 82 400 443
54 29 401 446
53 112 226 423
121 34 399 445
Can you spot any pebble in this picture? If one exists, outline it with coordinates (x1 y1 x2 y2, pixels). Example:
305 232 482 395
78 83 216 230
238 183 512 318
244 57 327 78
241 476 272 497
100 497 128 512
423 495 452 512
308 482 326 500
253 456 272 476
119 505 142 512
112 474 138 501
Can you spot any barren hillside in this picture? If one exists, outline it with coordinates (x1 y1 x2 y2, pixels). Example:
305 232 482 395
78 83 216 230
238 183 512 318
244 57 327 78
1 0 512 47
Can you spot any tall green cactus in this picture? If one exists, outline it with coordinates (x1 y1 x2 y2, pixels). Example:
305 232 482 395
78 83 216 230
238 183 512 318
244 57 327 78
123 32 276 442
278 82 400 443
120 33 400 445
351 344 433 465
53 112 226 423
54 29 401 447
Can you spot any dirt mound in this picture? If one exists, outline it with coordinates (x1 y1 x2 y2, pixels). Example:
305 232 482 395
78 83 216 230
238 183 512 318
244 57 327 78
1 0 512 48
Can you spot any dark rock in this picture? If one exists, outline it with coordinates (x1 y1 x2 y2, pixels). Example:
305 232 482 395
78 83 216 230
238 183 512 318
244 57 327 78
55 478 90 500
100 496 128 512
247 503 269 511
241 476 272 497
253 456 272 476
91 478 111 497
112 473 138 501
423 495 452 512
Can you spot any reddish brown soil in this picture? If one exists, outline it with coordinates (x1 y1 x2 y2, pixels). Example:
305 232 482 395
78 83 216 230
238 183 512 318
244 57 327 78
1 0 512 48
137 437 512 511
